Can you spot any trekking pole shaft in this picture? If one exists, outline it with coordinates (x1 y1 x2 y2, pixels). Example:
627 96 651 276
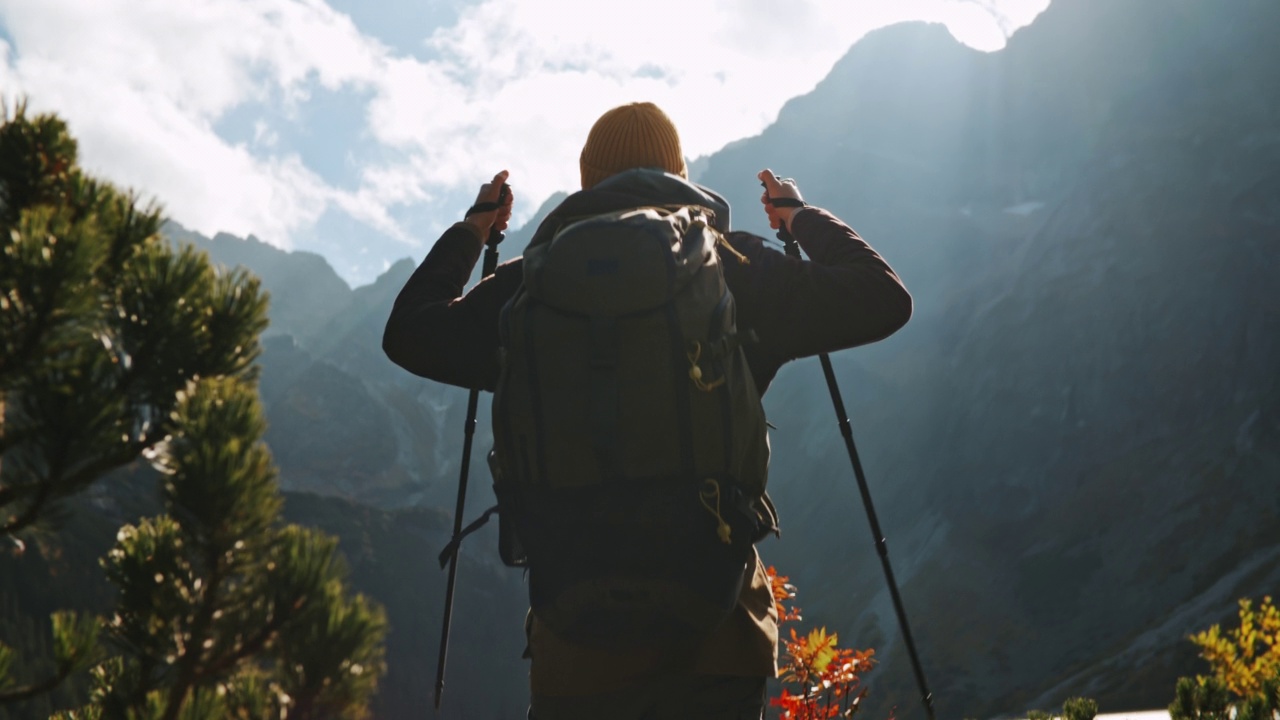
818 353 935 720
434 391 479 710
776 220 936 720
434 219 505 711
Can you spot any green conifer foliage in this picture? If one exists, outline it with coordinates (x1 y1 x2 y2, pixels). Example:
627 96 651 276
1170 675 1233 720
1062 696 1099 720
96 378 387 719
0 103 386 718
0 102 265 538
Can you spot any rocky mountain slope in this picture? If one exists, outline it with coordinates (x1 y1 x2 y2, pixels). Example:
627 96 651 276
696 0 1280 716
164 0 1280 716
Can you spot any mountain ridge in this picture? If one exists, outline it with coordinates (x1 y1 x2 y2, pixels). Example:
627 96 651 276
159 1 1280 716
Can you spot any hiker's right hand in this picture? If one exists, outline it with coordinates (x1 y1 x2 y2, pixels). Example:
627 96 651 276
758 170 804 233
464 170 513 237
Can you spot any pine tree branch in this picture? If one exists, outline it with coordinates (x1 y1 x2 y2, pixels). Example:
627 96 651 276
0 442 141 536
57 442 145 496
189 551 313 686
0 297 56 388
0 482 17 510
0 476 53 537
199 599 300 681
159 541 229 720
0 665 73 704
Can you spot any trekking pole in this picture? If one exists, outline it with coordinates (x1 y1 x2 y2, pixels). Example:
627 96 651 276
766 184 936 720
434 185 509 712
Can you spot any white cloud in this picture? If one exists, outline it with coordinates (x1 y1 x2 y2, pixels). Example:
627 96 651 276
0 0 398 248
0 0 1049 285
357 0 1051 230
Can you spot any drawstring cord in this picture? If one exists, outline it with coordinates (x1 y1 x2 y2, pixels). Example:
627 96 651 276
699 479 733 545
716 234 750 265
686 341 726 391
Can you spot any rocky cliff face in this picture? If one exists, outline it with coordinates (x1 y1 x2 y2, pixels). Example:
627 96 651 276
167 227 464 509
168 1 1280 716
699 0 1280 716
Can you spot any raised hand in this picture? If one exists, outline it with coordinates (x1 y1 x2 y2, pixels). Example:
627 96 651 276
464 169 514 237
758 169 805 233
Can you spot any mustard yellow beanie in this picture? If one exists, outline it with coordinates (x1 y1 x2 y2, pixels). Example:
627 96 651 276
579 102 688 190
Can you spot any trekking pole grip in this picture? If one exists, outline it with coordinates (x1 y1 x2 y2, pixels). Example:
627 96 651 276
481 183 510 276
762 179 803 256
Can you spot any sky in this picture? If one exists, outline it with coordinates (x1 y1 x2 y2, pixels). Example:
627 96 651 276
0 0 1050 287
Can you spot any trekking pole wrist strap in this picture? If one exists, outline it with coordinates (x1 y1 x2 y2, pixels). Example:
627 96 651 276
464 183 512 220
766 197 806 209
465 200 502 218
437 504 501 568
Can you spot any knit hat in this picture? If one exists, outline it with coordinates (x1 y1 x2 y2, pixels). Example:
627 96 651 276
579 102 688 189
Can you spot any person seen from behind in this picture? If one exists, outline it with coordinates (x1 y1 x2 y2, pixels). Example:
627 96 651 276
383 101 912 720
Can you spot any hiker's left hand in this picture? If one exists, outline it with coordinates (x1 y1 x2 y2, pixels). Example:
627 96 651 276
758 170 804 233
465 170 513 237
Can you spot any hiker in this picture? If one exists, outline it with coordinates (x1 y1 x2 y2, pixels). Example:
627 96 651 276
383 102 911 720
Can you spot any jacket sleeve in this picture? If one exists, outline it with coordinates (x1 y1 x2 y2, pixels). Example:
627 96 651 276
382 222 521 391
728 207 912 363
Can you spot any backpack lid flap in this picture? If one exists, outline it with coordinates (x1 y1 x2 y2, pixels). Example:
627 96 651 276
525 206 714 316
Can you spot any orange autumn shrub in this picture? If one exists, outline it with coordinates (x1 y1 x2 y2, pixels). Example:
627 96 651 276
767 567 877 720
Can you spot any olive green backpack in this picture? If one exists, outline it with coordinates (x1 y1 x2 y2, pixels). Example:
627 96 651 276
488 204 775 647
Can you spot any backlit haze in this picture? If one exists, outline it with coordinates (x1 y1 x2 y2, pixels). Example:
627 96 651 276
0 0 1050 286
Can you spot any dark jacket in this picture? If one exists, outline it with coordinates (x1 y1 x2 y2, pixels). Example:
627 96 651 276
382 169 911 693
383 170 911 395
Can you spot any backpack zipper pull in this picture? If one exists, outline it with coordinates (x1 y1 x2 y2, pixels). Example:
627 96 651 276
687 341 726 391
699 479 733 545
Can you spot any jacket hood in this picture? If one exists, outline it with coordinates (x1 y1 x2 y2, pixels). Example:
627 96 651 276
527 168 732 249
